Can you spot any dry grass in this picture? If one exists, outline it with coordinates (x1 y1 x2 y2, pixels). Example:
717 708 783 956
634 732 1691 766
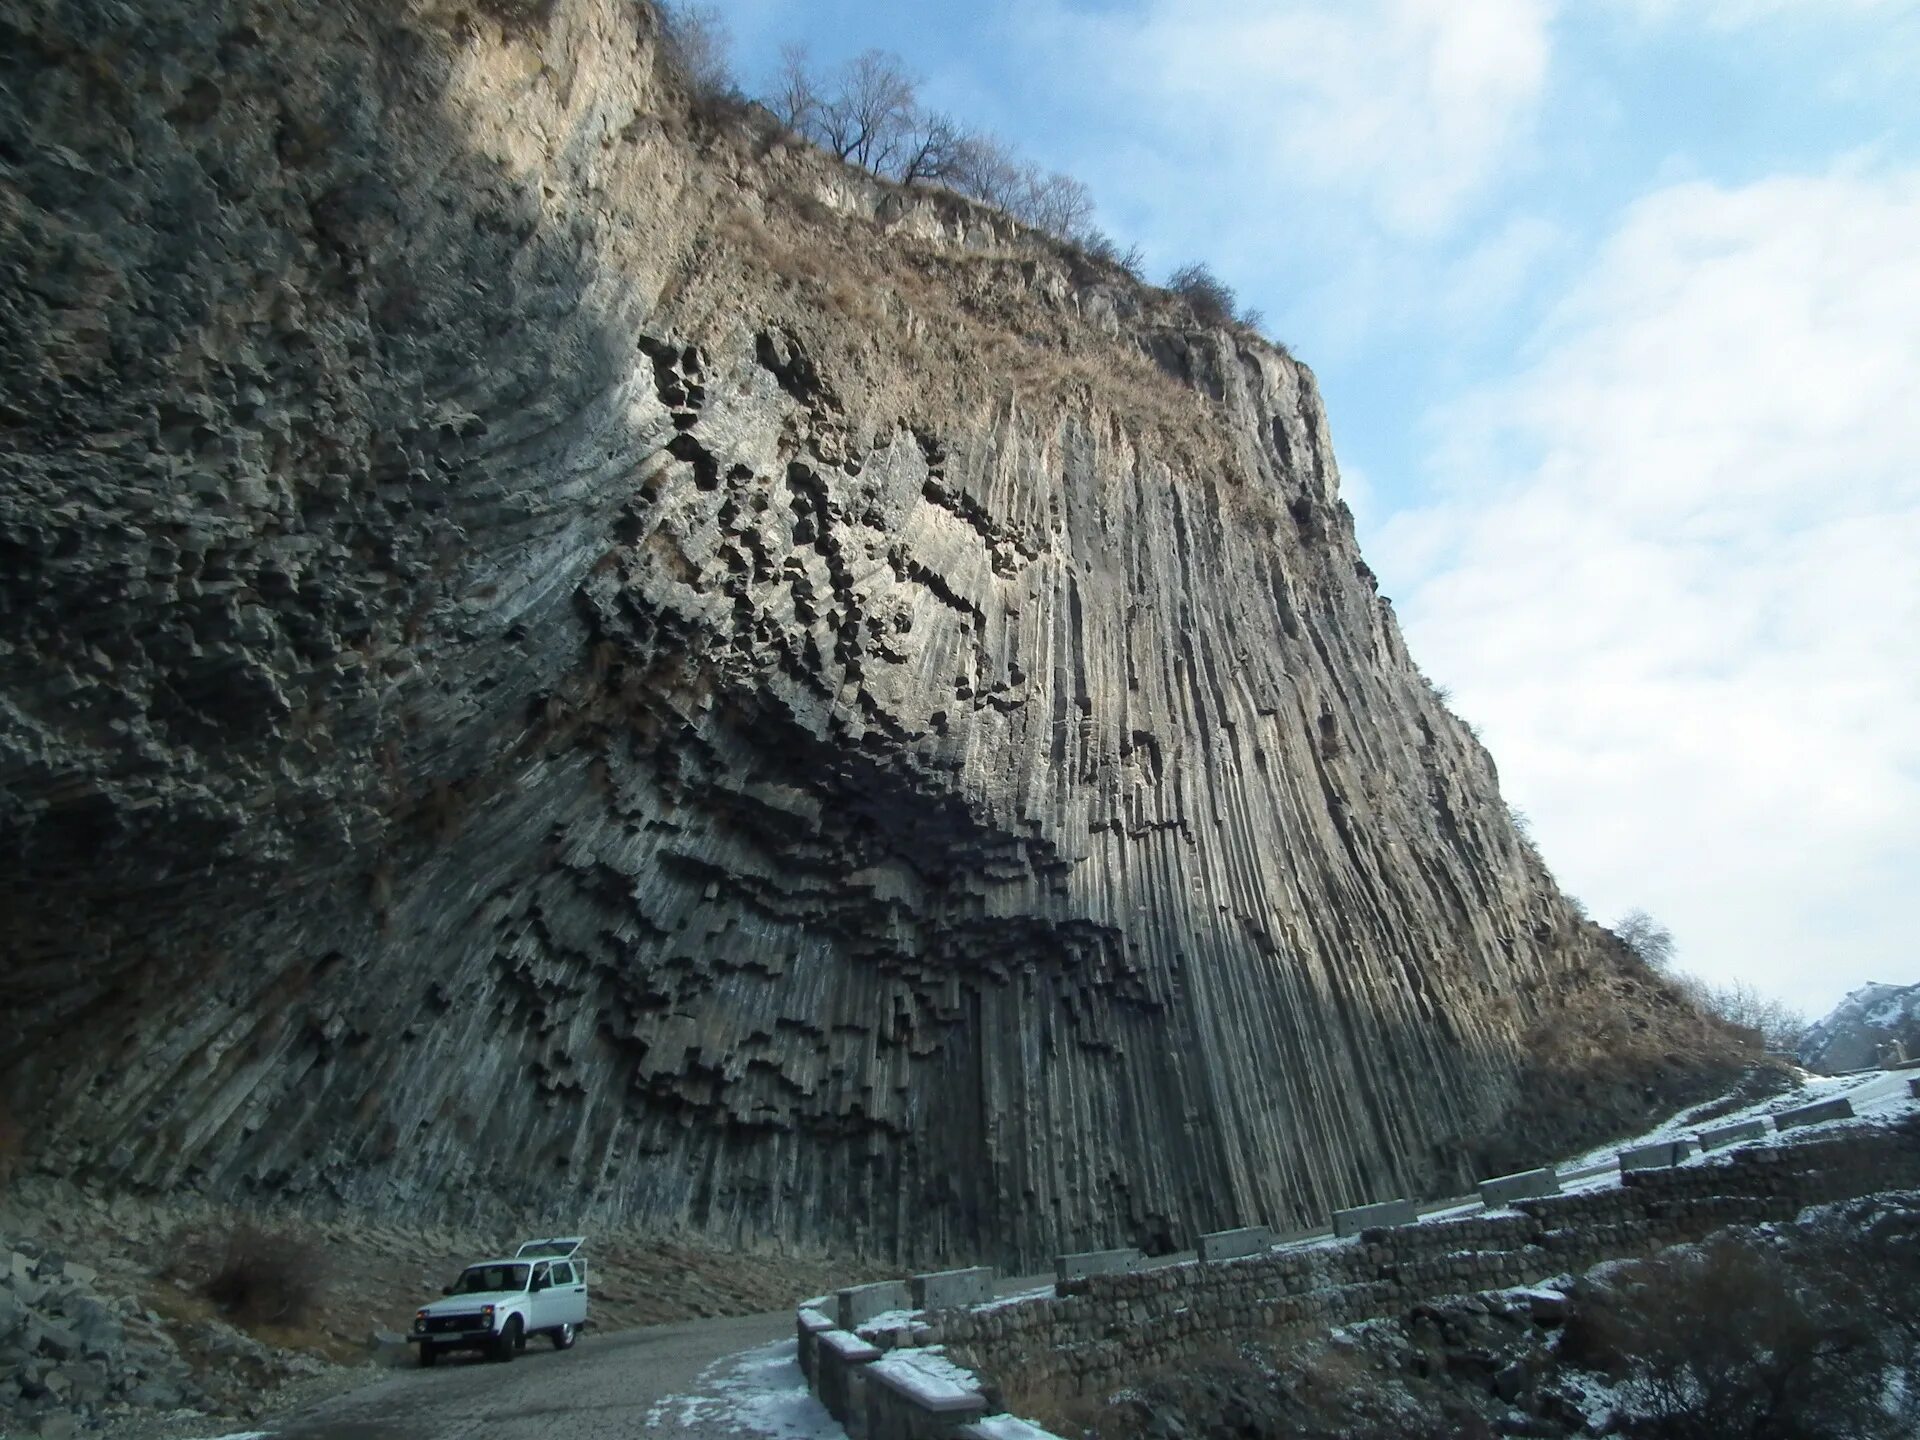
188 1221 329 1328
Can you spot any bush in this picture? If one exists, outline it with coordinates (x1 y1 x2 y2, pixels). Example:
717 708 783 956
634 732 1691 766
1564 1226 1917 1440
203 1222 327 1327
1166 261 1237 326
1614 909 1677 970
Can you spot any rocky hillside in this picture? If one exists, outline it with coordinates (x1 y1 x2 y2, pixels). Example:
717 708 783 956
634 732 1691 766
1800 983 1920 1073
0 0 1740 1268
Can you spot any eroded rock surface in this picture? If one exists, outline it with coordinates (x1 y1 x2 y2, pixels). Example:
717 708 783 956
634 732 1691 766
0 0 1735 1267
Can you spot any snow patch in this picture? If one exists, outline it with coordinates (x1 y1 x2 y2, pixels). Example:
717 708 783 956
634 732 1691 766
642 1338 845 1439
867 1346 984 1406
966 1414 1072 1440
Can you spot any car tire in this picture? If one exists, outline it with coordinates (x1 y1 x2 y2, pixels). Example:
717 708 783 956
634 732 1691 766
551 1323 576 1351
493 1317 521 1363
417 1342 438 1368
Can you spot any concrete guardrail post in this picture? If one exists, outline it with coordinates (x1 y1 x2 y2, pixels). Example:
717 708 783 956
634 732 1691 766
1331 1198 1419 1237
1477 1167 1560 1207
1697 1118 1770 1151
1197 1226 1272 1262
796 1306 834 1381
1773 1096 1855 1131
1618 1139 1696 1172
836 1279 914 1332
815 1329 883 1426
910 1266 994 1310
864 1352 989 1436
1054 1248 1143 1283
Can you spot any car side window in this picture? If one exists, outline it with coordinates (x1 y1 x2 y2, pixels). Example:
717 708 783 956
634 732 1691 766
551 1262 573 1285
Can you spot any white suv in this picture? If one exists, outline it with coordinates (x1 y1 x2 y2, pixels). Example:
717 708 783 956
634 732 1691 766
408 1236 589 1366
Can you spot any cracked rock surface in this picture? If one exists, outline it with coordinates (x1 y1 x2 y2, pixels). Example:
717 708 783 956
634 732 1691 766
1 0 1737 1268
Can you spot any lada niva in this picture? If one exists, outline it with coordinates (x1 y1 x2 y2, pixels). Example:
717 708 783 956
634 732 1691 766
408 1236 589 1365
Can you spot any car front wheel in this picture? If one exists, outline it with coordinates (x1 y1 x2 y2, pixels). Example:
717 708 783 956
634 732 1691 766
551 1323 576 1350
417 1342 438 1368
492 1317 522 1363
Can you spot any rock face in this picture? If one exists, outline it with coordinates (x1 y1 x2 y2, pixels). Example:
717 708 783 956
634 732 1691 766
1800 983 1920 1073
0 0 1736 1267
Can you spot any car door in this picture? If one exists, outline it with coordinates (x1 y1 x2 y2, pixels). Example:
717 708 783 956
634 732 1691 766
550 1260 588 1325
527 1261 556 1330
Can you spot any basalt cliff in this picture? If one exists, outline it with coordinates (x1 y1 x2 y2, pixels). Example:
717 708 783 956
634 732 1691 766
0 0 1739 1267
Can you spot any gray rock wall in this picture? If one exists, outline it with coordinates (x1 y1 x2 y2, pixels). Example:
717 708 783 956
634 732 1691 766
1 0 1731 1267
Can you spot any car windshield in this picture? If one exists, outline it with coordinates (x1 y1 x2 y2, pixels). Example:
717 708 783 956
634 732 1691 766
452 1264 528 1294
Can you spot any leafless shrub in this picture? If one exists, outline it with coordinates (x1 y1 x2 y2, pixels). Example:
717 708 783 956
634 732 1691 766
1076 230 1146 279
1564 1229 1913 1440
1614 908 1677 970
658 2 736 104
1668 971 1808 1052
1166 261 1237 326
203 1222 328 1327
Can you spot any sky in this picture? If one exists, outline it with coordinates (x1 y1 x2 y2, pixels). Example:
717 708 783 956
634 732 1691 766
712 0 1920 1020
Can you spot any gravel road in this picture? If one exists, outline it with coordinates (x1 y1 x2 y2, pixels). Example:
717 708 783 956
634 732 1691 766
260 1310 811 1440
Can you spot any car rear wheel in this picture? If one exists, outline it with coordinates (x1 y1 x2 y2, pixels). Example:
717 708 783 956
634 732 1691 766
417 1342 438 1368
551 1322 576 1350
492 1317 522 1363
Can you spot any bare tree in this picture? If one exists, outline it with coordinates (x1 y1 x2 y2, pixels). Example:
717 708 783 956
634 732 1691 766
768 42 819 134
1614 908 1677 971
1705 980 1809 1053
815 49 919 170
756 46 1101 241
893 111 969 186
658 2 735 101
948 134 1024 210
1018 171 1095 239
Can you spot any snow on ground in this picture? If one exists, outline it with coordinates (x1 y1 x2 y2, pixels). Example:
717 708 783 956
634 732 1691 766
1568 1066 1915 1169
964 1416 1069 1440
642 1338 844 1439
867 1346 983 1404
972 1282 1057 1312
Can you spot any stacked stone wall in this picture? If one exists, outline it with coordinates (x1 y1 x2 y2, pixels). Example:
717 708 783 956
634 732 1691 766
929 1120 1920 1400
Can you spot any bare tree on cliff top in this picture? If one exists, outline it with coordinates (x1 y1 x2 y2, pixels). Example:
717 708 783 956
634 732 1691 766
815 49 919 171
1614 908 1677 971
658 2 735 101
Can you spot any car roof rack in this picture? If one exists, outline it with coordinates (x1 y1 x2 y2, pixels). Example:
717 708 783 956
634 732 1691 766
514 1236 586 1259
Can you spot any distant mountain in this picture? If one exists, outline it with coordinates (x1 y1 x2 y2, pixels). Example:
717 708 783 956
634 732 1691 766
1798 982 1920 1073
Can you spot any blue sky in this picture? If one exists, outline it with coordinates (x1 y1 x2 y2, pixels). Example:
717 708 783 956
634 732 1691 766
714 0 1919 1019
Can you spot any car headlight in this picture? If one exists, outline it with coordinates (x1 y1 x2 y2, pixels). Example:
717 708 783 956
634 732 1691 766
481 1304 495 1325
414 1311 428 1330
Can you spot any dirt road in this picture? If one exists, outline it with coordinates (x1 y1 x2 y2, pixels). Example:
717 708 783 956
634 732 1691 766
260 1311 816 1440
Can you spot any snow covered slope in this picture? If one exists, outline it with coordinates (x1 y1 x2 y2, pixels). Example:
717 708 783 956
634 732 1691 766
1798 981 1920 1073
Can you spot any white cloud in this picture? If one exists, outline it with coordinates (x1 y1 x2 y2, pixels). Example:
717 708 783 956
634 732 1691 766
1620 0 1917 25
1438 213 1567 327
1023 0 1555 238
1374 166 1920 1017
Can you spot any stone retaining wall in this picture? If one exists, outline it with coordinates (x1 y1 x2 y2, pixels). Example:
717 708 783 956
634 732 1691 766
802 1116 1920 1433
930 1120 1920 1400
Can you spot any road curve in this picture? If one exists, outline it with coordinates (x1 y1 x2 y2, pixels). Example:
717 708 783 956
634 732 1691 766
269 1310 804 1440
